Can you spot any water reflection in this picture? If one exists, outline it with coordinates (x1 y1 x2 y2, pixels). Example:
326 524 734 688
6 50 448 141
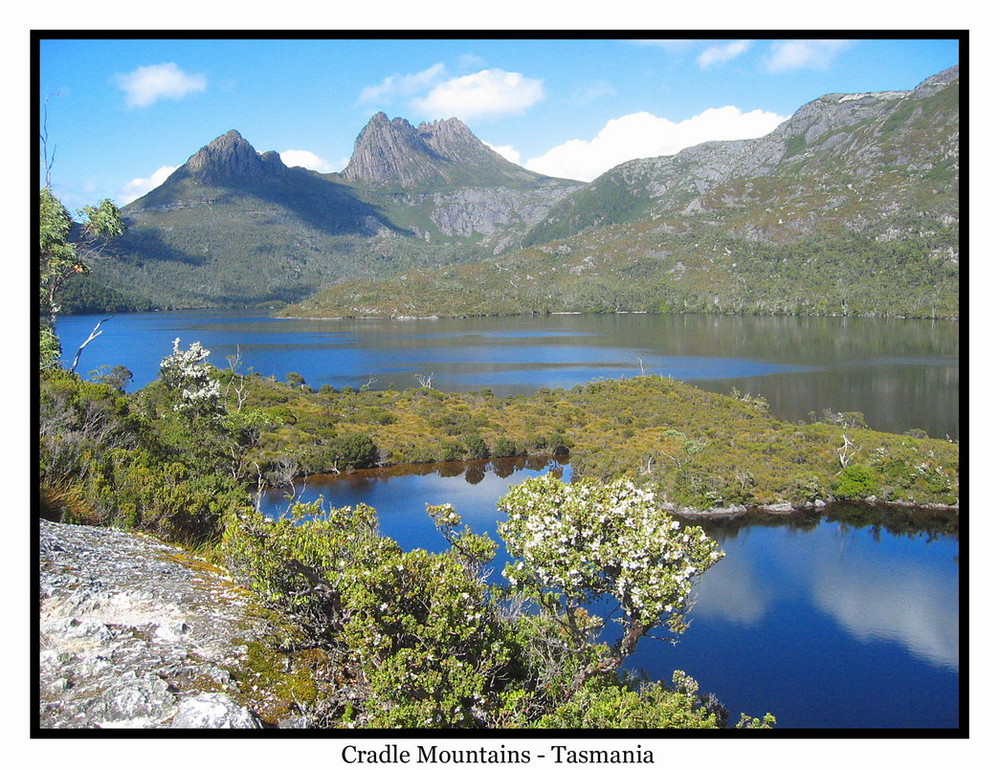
811 558 958 671
56 309 960 438
687 504 959 674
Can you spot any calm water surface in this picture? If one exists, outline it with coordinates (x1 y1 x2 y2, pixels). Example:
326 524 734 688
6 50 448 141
260 459 959 730
57 310 960 438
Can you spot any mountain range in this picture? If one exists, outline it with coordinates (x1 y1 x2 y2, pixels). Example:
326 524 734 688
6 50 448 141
68 66 960 318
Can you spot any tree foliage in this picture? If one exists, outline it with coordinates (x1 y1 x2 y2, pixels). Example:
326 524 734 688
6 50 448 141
38 186 124 367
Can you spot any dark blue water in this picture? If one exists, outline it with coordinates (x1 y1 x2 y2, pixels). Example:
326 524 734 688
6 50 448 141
260 461 960 730
56 309 960 438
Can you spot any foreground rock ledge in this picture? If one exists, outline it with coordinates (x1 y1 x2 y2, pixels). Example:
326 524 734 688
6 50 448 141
38 519 292 729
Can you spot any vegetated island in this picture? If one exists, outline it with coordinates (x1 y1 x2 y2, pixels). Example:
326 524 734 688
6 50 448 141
219 367 958 515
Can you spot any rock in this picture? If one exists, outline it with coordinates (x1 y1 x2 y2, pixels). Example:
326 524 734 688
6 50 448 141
170 693 261 729
38 519 296 729
343 113 567 189
182 129 287 184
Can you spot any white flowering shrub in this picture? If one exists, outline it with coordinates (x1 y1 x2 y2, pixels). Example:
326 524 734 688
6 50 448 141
159 338 221 415
498 474 723 682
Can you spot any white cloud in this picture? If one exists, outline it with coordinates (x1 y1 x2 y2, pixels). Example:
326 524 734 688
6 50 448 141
113 62 206 108
525 106 788 182
763 40 853 73
411 69 544 121
485 143 521 165
357 63 446 104
279 150 340 174
119 165 177 204
698 40 752 69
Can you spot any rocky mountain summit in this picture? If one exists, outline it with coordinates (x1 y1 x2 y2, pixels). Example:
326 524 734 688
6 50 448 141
38 518 309 729
339 112 584 250
180 129 288 185
343 112 555 188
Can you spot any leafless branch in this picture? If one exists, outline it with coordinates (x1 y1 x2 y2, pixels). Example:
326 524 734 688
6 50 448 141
69 318 111 373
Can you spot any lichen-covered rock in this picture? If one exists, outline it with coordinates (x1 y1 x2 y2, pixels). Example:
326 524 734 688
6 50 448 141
37 519 299 729
170 693 261 729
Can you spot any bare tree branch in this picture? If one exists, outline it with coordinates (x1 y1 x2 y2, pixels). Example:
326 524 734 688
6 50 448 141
69 317 112 373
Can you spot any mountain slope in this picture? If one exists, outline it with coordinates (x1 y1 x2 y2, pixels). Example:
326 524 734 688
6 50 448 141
80 122 581 310
284 67 960 320
523 66 958 247
334 113 583 253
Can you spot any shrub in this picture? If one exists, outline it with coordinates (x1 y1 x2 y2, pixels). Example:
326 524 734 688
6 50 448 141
332 431 380 469
533 672 723 729
462 433 490 459
492 437 521 458
834 464 879 500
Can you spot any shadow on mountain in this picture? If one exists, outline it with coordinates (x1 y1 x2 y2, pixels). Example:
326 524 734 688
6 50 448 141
183 283 318 308
109 225 209 266
248 166 408 237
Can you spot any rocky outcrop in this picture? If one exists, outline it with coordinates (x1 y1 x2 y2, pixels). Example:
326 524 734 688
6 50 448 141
343 112 576 189
38 519 298 729
177 129 288 186
342 113 444 187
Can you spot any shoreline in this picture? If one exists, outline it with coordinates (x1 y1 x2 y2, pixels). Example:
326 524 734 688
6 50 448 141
268 455 960 520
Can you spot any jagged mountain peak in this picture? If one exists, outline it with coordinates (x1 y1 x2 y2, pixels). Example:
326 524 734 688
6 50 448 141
915 65 960 90
342 112 566 188
179 129 287 185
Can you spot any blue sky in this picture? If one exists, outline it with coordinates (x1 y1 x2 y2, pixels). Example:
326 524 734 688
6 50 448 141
38 36 959 212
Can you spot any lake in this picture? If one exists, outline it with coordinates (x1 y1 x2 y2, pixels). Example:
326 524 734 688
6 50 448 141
259 458 960 730
57 310 960 438
55 310 962 729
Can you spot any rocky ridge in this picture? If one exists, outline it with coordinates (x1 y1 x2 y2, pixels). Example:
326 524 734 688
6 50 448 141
342 112 565 188
38 518 303 730
523 66 960 246
181 129 288 185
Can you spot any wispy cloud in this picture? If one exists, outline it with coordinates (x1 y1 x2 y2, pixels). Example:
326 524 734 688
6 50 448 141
357 63 446 104
119 165 177 204
525 106 788 182
698 40 753 69
629 39 698 53
113 62 206 108
570 80 617 106
456 53 487 72
411 69 545 121
763 40 854 73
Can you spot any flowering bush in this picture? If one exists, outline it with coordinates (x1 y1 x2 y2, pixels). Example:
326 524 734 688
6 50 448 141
498 474 723 684
220 477 749 727
159 338 221 415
